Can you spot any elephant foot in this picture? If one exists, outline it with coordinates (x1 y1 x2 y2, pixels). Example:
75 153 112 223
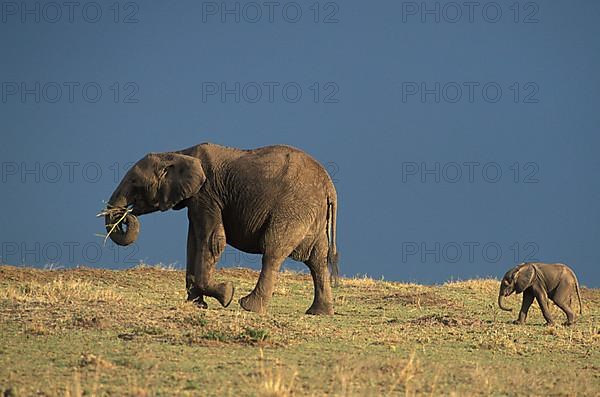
187 289 208 309
191 297 208 309
512 320 524 325
213 282 235 308
563 321 575 327
239 293 267 314
306 301 334 315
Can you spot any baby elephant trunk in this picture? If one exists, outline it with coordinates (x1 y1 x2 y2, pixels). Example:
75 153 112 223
498 294 512 311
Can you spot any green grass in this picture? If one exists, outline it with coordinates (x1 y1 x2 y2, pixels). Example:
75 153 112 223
0 265 598 396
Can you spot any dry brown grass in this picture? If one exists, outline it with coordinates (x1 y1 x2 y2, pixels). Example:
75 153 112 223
2 277 122 304
253 350 298 397
443 278 499 293
0 265 598 396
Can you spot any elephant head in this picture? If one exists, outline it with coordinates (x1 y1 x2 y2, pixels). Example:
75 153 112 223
104 153 206 246
497 263 536 311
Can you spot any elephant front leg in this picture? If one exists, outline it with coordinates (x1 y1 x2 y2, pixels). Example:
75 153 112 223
186 222 207 308
186 276 207 308
188 219 234 308
514 289 534 324
535 289 555 326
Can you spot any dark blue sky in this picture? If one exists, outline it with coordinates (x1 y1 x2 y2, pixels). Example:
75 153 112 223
1 1 599 286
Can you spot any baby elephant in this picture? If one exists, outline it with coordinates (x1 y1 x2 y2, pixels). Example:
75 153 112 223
498 262 582 326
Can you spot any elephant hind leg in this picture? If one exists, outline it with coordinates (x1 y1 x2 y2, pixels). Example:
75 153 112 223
240 220 311 314
554 299 575 325
304 242 334 315
553 284 576 325
239 251 289 314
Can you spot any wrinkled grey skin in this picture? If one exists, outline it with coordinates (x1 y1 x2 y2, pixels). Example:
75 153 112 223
104 143 339 315
498 262 582 326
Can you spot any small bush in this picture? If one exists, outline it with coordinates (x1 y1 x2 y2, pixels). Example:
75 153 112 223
242 327 269 343
202 330 229 342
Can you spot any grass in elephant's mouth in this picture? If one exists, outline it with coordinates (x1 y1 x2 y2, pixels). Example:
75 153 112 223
0 265 598 396
96 205 132 244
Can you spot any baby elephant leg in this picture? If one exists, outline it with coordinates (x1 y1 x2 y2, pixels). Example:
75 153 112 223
514 289 534 324
553 284 576 326
535 292 555 326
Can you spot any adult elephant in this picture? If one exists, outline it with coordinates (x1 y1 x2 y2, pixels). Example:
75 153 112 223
103 143 339 315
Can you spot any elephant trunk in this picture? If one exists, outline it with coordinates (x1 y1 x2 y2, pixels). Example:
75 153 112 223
105 194 140 246
498 293 512 312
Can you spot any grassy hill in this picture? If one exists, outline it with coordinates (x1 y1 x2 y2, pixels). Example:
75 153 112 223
0 265 598 396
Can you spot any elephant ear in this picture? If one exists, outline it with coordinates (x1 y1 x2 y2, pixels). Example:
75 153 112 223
157 153 206 211
514 264 535 293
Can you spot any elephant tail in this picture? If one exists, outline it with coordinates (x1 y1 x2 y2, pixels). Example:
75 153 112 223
573 270 583 315
327 196 340 286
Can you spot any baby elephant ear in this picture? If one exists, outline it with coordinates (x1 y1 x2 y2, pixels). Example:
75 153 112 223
514 264 535 293
158 153 206 211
